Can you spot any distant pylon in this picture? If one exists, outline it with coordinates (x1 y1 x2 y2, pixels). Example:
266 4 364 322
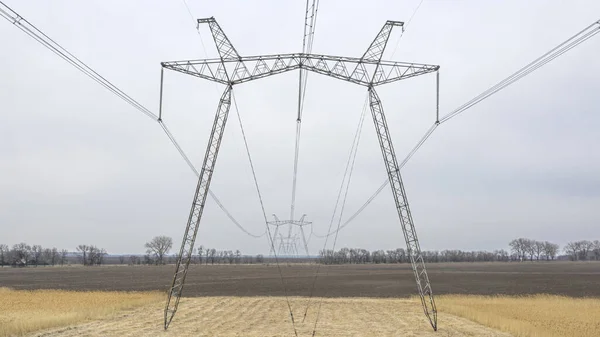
267 214 311 257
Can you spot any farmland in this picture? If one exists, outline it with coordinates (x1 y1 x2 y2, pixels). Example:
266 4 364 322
1 261 599 298
2 261 600 337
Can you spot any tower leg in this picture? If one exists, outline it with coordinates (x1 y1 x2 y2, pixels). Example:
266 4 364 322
164 85 233 330
367 87 437 331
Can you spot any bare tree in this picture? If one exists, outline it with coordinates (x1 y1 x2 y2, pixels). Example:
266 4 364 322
145 236 173 265
42 248 52 265
59 249 68 265
533 241 544 261
197 246 204 265
593 240 600 261
579 240 594 260
129 255 139 265
12 242 31 266
209 249 216 264
0 244 8 267
509 238 530 261
543 241 559 260
31 245 43 266
256 254 264 263
235 250 241 264
524 239 536 261
88 246 107 265
119 255 126 264
76 245 89 265
565 241 581 261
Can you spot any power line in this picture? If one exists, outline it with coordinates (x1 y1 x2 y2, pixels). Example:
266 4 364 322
317 19 600 238
173 1 269 238
289 0 321 221
389 0 425 59
158 120 266 238
303 94 367 327
0 2 157 121
1 1 263 239
308 94 368 334
232 91 299 337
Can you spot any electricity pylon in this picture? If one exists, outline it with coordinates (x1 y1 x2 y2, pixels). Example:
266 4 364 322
161 17 439 331
268 214 311 257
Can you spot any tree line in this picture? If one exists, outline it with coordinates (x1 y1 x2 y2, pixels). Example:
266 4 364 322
140 235 265 265
0 243 69 267
3 236 599 267
318 238 600 265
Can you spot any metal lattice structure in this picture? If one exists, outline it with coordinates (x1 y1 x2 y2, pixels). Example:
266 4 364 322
268 214 311 256
162 17 439 331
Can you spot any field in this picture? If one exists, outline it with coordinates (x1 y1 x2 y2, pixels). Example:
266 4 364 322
1 262 599 336
1 262 599 298
0 288 162 337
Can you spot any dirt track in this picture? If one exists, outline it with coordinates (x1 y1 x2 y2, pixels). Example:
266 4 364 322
1 261 599 298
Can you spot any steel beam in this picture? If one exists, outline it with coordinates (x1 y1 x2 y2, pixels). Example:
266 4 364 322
367 87 437 330
164 85 233 329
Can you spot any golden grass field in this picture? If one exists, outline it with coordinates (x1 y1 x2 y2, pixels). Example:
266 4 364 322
0 288 162 337
1 288 599 337
437 294 600 337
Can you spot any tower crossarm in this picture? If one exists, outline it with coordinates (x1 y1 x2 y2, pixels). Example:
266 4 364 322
162 53 438 87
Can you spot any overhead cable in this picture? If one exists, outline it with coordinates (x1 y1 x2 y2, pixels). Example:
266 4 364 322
0 2 157 121
232 91 299 337
317 19 600 238
1 1 262 238
303 94 367 329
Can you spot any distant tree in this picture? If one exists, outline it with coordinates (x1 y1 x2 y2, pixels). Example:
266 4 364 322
12 243 31 266
143 254 153 265
524 239 535 261
495 249 509 262
210 248 217 264
88 246 107 265
509 238 529 261
593 240 600 261
205 248 210 265
76 245 106 266
119 255 126 264
129 255 139 265
145 236 173 265
235 250 241 264
565 241 580 261
42 248 52 265
533 241 544 261
31 245 43 266
76 245 89 265
0 244 8 267
255 254 264 263
196 246 204 265
543 242 559 260
579 240 594 261
59 249 68 266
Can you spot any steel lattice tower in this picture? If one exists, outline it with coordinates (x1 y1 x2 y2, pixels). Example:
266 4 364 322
160 17 439 331
268 214 311 257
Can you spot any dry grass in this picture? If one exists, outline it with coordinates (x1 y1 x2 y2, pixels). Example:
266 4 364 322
7 289 598 337
21 296 510 337
437 294 600 337
0 287 163 337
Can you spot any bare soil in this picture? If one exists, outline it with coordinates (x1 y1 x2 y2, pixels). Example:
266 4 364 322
1 261 599 298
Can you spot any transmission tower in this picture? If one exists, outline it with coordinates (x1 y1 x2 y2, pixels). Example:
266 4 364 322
268 214 311 257
160 17 439 331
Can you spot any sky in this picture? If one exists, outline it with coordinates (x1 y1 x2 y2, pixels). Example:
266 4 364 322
1 0 599 255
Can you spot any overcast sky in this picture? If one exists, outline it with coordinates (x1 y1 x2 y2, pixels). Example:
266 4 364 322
1 0 599 255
